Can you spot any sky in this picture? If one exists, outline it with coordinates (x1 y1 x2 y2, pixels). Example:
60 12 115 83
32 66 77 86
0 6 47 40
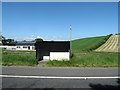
2 2 118 41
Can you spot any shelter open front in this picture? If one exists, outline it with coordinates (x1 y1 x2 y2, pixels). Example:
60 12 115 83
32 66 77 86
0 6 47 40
35 41 70 61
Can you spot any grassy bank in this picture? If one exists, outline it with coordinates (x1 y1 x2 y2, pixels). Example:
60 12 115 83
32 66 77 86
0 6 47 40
72 35 111 53
1 50 37 66
47 52 119 67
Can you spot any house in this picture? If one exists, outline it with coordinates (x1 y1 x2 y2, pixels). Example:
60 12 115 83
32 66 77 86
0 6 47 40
1 41 35 50
35 41 70 61
16 41 35 50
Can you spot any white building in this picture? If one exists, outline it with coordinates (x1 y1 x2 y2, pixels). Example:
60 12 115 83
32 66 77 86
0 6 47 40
0 41 35 51
16 41 35 50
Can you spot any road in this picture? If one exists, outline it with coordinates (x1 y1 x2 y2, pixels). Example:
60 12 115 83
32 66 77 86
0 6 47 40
1 66 120 88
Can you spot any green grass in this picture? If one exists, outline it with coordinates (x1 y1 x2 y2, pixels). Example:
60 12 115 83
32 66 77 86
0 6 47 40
47 52 119 67
1 50 37 66
1 34 117 67
0 48 2 65
72 35 111 53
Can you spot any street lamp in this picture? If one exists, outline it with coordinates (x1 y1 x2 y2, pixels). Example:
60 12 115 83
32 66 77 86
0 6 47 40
70 24 72 57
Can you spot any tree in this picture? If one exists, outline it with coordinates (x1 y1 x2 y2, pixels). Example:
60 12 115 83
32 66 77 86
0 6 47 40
2 39 14 45
0 35 6 41
35 38 43 42
7 39 14 43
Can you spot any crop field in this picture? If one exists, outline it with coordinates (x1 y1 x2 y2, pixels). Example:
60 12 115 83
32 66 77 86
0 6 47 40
96 35 120 52
72 35 111 53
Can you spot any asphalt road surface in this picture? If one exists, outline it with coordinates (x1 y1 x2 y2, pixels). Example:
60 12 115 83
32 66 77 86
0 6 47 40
1 66 120 89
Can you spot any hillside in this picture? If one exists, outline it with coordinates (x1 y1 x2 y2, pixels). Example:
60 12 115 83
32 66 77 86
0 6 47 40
72 35 110 53
95 35 119 52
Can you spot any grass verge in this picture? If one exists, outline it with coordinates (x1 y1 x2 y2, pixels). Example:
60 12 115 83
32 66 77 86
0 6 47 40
1 50 119 67
46 52 119 67
1 50 37 66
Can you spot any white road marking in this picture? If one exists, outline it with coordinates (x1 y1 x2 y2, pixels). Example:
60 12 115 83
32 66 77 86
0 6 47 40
0 75 120 79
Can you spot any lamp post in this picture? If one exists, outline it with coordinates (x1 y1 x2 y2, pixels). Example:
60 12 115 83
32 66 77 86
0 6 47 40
70 24 72 57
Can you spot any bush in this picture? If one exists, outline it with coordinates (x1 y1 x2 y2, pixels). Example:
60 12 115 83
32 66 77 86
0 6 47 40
35 38 43 42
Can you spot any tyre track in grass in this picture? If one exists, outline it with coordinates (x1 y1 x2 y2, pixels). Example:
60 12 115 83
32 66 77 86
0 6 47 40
112 35 118 51
97 35 114 52
95 35 119 52
103 35 115 51
96 35 113 51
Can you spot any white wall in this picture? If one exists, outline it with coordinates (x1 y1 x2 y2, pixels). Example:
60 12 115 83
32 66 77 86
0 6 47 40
0 46 16 50
0 46 35 50
16 46 28 50
16 46 35 50
30 46 33 50
50 52 70 60
43 56 50 60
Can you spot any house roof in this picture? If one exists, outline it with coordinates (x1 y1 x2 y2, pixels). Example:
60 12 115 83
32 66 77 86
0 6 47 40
16 41 35 46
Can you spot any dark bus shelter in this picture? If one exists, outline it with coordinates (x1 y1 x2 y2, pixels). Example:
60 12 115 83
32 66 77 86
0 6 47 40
35 41 70 60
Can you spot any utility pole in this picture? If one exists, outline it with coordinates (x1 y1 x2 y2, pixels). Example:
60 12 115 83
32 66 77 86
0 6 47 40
70 24 72 57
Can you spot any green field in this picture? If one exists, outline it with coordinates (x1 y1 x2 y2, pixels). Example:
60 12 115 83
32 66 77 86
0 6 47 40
72 35 111 53
1 50 37 66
